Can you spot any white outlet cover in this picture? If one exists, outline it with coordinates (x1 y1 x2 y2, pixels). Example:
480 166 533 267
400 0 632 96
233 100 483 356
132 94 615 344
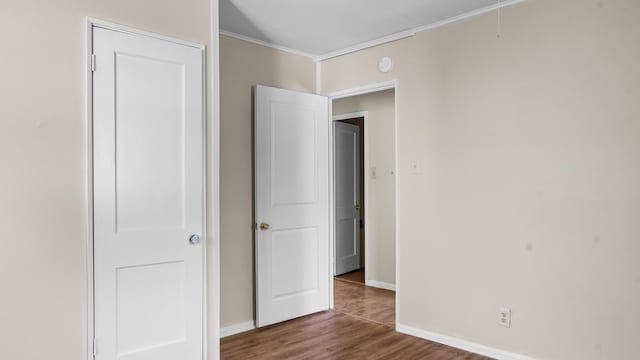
498 307 511 328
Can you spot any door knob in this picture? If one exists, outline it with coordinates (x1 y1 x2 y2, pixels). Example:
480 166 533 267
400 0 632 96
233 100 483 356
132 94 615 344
259 222 270 231
355 204 361 210
189 234 201 245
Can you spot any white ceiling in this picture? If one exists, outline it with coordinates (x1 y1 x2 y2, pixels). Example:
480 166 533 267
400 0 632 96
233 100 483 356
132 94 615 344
220 0 522 59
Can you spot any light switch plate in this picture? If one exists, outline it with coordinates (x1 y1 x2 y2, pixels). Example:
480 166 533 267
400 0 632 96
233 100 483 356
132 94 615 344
370 166 377 180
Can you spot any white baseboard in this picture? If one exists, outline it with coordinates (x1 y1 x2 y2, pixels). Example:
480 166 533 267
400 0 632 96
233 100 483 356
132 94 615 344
365 280 396 291
396 324 535 360
220 321 256 338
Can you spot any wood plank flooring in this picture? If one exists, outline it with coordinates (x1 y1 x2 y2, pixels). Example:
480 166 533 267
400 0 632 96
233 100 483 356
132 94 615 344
221 280 490 360
335 269 365 285
334 277 394 327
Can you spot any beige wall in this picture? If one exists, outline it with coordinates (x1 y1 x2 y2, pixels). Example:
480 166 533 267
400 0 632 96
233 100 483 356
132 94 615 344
219 35 316 327
333 90 396 285
321 0 640 359
0 1 215 359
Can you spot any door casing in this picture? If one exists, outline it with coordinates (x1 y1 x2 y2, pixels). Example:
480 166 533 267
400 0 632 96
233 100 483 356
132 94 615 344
85 17 211 360
327 81 399 322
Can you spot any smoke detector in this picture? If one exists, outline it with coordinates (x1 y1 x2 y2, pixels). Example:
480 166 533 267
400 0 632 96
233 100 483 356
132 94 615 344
378 57 393 73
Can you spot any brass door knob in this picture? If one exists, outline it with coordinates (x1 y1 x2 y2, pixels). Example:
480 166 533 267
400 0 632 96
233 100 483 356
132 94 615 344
259 222 270 231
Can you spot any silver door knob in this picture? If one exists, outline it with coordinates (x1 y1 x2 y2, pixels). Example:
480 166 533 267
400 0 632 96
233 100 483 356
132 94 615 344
189 234 201 245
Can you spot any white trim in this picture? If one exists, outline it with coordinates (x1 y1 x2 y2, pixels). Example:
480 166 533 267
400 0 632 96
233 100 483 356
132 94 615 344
326 81 396 100
218 0 525 62
396 324 536 360
332 111 368 122
209 0 221 358
410 0 526 35
220 321 256 338
88 17 204 49
365 280 396 292
315 62 322 95
219 30 316 60
85 17 95 360
85 17 212 360
315 0 526 61
328 99 334 310
201 23 209 360
315 31 415 62
328 81 399 326
392 83 399 328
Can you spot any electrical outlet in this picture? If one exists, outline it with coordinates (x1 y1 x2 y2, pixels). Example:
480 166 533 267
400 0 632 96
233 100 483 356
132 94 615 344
498 307 511 328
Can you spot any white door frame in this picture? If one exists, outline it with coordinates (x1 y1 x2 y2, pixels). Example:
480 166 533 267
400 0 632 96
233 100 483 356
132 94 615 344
326 80 399 327
332 111 369 279
85 17 215 360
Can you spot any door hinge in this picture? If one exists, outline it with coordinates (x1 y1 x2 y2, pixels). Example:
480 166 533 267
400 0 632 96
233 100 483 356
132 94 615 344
91 54 96 72
93 337 98 358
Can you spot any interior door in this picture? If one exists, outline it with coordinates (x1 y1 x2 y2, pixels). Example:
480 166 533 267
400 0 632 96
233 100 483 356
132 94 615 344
93 27 204 360
254 85 330 327
333 122 361 276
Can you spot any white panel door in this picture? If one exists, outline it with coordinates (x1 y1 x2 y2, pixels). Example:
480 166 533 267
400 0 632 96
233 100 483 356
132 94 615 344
254 85 329 327
333 122 361 276
93 27 204 360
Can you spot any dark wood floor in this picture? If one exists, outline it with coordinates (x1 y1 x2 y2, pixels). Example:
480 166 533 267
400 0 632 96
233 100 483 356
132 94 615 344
335 268 365 285
221 280 490 360
334 276 394 327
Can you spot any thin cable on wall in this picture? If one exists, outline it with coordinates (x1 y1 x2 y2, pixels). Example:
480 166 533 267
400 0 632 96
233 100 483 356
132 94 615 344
497 0 502 38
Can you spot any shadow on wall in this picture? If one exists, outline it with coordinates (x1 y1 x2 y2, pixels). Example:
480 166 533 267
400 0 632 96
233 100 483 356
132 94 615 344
218 30 317 328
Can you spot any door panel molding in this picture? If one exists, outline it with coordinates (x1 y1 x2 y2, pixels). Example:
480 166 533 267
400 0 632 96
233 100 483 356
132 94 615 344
254 85 330 328
86 18 208 360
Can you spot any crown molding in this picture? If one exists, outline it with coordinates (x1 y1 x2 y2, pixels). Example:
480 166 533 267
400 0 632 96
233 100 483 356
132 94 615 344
220 0 527 62
315 0 527 61
219 30 316 60
410 0 526 36
315 30 415 62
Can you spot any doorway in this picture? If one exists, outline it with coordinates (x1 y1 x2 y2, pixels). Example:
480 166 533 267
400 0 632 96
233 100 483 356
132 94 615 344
250 83 397 332
330 87 397 327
